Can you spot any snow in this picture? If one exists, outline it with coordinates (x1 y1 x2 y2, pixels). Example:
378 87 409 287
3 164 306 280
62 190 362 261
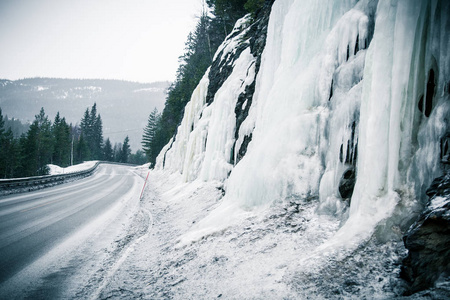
48 161 98 175
79 167 411 298
133 87 163 93
429 196 449 211
36 86 49 91
73 86 102 92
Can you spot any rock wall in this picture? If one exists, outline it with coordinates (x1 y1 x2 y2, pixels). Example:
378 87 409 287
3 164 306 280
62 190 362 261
401 172 450 294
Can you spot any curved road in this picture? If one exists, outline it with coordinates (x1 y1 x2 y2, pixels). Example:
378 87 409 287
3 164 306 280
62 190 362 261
0 163 144 297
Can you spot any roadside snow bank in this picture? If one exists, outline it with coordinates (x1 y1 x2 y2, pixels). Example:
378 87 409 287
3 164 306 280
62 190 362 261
48 161 98 175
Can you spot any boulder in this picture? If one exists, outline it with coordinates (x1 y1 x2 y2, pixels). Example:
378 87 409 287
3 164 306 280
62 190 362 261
401 173 450 295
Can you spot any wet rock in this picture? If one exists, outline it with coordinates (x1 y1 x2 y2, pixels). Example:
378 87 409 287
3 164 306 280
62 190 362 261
401 173 450 295
338 166 356 200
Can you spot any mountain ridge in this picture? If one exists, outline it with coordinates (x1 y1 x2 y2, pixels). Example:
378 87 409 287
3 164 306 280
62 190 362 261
0 77 170 151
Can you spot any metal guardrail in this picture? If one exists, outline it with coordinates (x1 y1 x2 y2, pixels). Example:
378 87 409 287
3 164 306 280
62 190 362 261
0 161 139 196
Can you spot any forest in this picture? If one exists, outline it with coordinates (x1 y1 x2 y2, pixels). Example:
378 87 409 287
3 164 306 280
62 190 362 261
0 105 145 179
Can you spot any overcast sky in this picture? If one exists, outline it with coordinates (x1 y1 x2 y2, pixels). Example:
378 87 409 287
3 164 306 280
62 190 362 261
0 0 202 83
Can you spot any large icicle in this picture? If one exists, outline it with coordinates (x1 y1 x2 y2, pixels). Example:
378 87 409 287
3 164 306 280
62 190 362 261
347 0 450 241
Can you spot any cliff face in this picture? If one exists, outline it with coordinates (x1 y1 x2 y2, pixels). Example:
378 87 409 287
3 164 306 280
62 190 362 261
156 0 450 294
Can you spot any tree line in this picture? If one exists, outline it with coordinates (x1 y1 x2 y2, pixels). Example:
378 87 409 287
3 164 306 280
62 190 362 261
0 104 145 179
141 0 265 167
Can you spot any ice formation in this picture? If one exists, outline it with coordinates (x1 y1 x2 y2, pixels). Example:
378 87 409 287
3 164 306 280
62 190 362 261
156 0 450 247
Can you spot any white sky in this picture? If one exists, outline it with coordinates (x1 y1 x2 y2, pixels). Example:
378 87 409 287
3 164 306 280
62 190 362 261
0 0 202 83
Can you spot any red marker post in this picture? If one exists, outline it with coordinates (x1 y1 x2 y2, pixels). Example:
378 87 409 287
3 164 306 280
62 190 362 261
140 171 150 200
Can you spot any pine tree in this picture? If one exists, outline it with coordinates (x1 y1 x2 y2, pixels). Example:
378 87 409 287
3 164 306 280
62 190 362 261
113 142 122 162
75 134 90 163
80 103 104 160
206 0 247 35
0 128 21 178
0 109 8 177
142 108 160 162
89 103 97 157
128 149 147 165
0 108 22 178
103 138 114 161
0 108 4 138
93 114 103 159
52 112 71 167
120 136 131 163
80 108 91 138
22 108 54 176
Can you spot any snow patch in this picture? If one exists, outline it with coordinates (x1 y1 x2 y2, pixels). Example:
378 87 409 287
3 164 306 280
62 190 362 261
48 161 97 175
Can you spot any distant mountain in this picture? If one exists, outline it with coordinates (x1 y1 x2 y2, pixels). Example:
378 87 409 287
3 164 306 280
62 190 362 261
0 78 170 151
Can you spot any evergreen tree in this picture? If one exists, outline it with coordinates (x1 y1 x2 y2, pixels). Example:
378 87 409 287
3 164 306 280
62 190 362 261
89 103 97 157
93 114 103 159
80 108 91 141
120 136 131 163
0 108 4 138
244 0 265 14
1 128 21 178
3 115 29 138
80 103 103 160
52 112 71 167
103 138 114 162
0 108 13 178
142 108 160 162
129 150 146 165
113 142 122 162
206 0 247 36
22 108 54 176
75 133 90 163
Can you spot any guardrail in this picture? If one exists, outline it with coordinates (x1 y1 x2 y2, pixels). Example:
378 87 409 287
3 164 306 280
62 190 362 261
0 161 139 196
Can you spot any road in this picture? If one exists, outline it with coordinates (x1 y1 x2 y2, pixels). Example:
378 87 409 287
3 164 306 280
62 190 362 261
0 163 144 298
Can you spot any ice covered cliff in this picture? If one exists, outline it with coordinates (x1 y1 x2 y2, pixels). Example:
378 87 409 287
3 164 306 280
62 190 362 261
156 0 449 293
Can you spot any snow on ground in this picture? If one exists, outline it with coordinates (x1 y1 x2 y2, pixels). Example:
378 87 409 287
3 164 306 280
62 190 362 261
48 161 98 175
89 166 420 299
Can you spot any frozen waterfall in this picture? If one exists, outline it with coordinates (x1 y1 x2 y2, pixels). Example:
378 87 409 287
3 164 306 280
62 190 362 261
157 0 450 246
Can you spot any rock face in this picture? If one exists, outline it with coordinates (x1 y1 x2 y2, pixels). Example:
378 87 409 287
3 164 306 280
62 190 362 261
338 166 356 200
401 172 450 295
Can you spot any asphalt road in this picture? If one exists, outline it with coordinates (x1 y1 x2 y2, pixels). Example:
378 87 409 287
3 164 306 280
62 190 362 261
0 164 143 291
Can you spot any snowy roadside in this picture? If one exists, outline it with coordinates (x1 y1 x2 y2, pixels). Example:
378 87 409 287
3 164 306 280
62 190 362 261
48 161 98 175
97 168 385 299
88 166 450 299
